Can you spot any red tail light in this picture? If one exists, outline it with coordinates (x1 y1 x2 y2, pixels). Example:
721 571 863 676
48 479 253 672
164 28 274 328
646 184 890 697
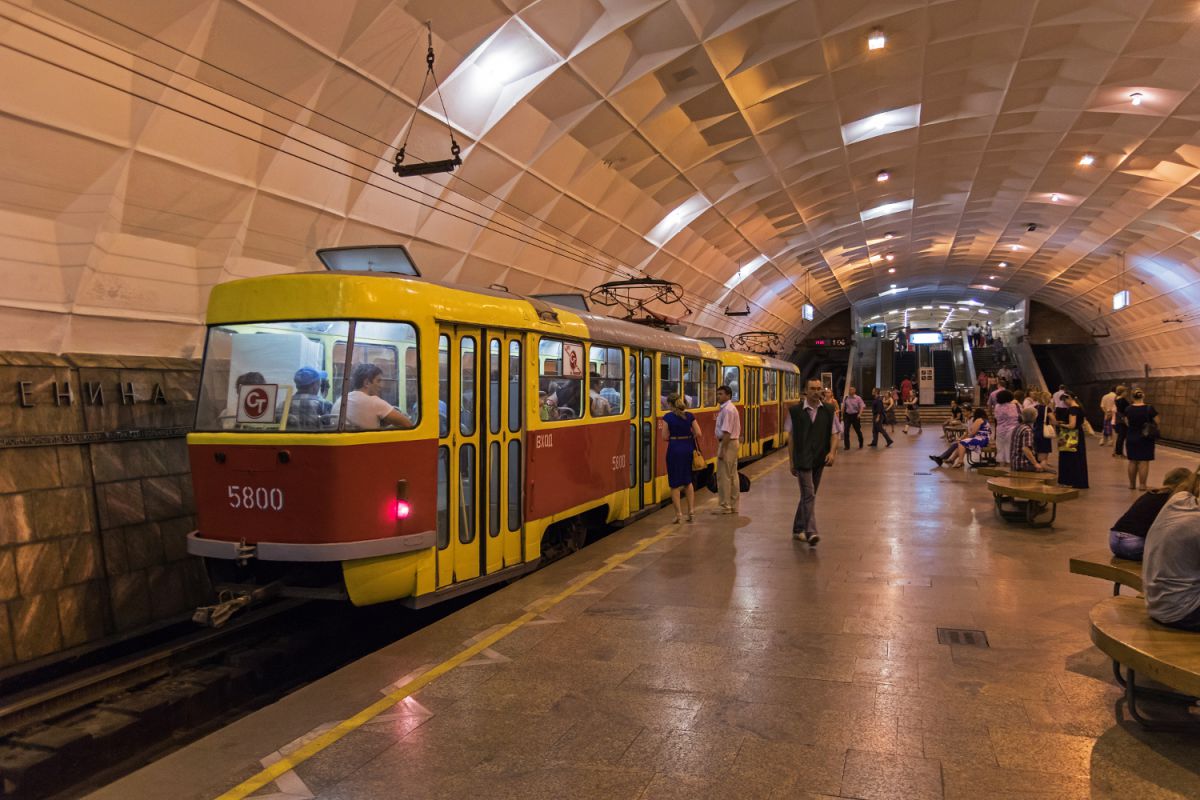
396 479 411 520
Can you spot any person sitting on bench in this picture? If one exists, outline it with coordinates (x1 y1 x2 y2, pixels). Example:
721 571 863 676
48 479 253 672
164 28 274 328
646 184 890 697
1142 468 1200 630
1010 407 1048 474
1109 467 1194 561
929 408 989 468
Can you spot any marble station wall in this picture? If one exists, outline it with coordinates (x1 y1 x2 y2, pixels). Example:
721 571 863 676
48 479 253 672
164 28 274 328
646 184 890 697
0 352 207 666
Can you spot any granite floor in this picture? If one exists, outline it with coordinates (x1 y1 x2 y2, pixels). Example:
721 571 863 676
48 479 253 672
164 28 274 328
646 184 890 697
88 431 1200 800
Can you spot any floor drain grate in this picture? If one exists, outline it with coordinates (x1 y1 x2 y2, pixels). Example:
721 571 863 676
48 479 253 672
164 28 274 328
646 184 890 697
936 627 990 647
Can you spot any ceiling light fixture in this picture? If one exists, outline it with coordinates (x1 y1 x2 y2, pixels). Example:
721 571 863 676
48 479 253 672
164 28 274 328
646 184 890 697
1010 245 1020 251
998 261 1008 267
868 28 886 50
1079 153 1096 166
884 232 895 240
1130 92 1144 106
989 275 996 279
876 169 890 182
885 253 895 261
1051 193 1060 202
888 267 896 274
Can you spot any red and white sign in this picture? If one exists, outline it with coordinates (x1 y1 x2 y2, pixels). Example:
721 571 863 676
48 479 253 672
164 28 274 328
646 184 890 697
562 342 584 378
237 384 278 423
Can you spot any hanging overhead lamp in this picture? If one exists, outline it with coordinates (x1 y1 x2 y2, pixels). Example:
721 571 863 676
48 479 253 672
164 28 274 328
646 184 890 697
1112 251 1130 310
393 21 463 178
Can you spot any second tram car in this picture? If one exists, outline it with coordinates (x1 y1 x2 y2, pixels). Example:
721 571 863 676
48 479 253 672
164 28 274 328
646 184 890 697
187 268 800 607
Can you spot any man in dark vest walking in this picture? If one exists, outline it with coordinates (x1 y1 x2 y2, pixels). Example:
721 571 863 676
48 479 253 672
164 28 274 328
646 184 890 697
785 377 838 545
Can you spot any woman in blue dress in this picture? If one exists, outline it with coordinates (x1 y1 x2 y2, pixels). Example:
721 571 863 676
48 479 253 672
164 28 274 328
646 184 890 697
929 408 989 468
661 393 703 523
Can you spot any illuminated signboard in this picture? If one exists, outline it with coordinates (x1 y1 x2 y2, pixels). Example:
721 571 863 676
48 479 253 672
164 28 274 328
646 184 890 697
909 332 943 345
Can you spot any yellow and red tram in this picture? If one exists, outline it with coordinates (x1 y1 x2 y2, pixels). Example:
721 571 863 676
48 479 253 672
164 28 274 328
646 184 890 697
187 271 800 607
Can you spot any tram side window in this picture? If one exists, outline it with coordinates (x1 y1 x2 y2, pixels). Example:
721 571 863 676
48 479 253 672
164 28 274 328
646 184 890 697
588 345 623 417
438 336 450 437
702 360 718 408
723 366 740 401
538 338 583 421
194 320 346 433
660 355 681 409
683 357 700 408
764 369 777 402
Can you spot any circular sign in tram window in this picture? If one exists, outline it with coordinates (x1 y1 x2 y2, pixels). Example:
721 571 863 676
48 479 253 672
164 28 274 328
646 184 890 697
237 384 278 423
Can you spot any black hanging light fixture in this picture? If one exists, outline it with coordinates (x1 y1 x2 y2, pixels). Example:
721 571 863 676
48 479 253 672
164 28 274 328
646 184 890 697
393 21 462 178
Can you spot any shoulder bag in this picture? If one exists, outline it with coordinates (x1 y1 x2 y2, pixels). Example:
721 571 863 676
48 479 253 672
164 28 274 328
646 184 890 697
1142 411 1160 440
691 446 706 472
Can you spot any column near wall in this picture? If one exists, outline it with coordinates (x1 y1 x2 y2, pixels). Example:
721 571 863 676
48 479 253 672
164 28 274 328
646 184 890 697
0 353 208 666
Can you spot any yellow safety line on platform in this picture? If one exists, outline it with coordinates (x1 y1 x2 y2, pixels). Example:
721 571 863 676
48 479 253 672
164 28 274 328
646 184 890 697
215 454 788 800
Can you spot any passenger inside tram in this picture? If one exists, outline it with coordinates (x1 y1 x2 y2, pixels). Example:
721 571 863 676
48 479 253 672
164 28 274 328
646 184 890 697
331 363 413 430
284 367 333 430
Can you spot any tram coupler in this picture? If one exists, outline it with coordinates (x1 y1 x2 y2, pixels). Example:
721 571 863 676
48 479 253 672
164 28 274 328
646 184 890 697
192 581 281 628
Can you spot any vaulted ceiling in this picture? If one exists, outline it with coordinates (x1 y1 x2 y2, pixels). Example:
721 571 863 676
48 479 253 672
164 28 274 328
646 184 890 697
1 0 1199 373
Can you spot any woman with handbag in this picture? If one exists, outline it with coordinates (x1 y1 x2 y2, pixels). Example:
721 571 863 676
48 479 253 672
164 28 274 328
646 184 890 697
1032 391 1055 467
1123 388 1160 491
1056 393 1089 489
660 393 703 523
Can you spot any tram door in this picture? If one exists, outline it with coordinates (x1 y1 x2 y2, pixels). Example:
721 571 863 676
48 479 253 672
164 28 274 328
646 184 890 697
634 350 657 508
745 367 761 457
436 326 520 589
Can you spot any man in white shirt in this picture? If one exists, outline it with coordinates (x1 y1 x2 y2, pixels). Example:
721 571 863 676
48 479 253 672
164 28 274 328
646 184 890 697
1099 386 1117 446
333 363 413 430
713 385 741 514
841 386 866 449
1052 385 1069 410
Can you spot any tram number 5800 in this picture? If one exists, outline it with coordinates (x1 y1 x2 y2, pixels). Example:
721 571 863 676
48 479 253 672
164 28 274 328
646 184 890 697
227 485 284 511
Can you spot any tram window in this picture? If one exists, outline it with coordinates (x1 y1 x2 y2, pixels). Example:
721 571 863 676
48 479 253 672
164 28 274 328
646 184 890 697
460 338 476 436
641 421 652 485
507 340 521 433
588 345 623 417
660 355 681 409
488 441 501 537
628 355 636 418
438 336 450 437
333 340 398 407
195 320 347 433
683 357 700 408
702 360 718 408
459 445 476 544
436 446 449 549
538 338 583 421
641 356 652 417
489 339 501 435
723 366 740 401
334 321 421 430
628 424 636 489
764 369 777 402
507 439 521 532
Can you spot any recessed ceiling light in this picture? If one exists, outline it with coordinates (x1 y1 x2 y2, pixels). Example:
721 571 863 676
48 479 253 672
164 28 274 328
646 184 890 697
868 28 886 50
877 169 890 182
999 261 1008 267
1130 92 1144 106
1010 244 1020 251
885 252 895 261
888 267 895 273
884 232 895 240
1079 153 1095 166
1051 193 1060 202
989 275 996 279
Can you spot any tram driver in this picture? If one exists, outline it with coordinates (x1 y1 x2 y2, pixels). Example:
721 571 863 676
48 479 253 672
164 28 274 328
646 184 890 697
333 363 414 430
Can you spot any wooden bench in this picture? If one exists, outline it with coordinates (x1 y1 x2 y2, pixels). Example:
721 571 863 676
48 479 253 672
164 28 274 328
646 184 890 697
1069 549 1143 594
965 444 997 468
1090 596 1200 729
975 467 1057 482
986 477 1078 527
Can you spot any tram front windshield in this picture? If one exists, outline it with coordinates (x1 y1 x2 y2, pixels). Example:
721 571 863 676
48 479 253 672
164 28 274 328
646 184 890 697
194 320 420 432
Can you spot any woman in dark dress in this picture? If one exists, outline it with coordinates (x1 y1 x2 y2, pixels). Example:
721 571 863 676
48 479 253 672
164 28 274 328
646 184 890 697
661 393 703 523
1056 393 1088 489
1123 389 1159 490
